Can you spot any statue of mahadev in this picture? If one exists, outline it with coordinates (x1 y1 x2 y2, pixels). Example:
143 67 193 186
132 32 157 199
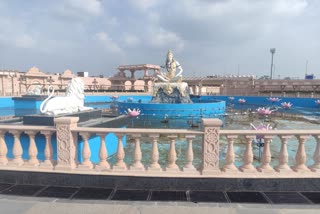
157 50 183 83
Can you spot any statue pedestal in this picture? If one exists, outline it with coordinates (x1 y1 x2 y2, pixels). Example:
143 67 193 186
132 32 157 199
151 82 193 104
23 109 102 126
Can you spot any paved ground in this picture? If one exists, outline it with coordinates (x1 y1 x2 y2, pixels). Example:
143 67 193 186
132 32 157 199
1 183 320 213
0 196 320 214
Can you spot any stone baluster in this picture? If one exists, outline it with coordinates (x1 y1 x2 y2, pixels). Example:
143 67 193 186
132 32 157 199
113 134 127 171
166 135 179 171
275 135 292 172
40 131 54 168
223 135 238 172
201 119 222 174
310 135 320 172
78 132 93 169
9 130 24 166
292 135 310 172
257 136 274 172
25 131 40 167
240 135 256 172
54 117 79 170
130 134 144 171
148 134 161 171
183 135 197 173
95 134 110 171
0 130 8 165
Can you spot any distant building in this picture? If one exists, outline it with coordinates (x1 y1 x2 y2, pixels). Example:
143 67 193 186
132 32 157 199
77 72 89 77
305 74 315 80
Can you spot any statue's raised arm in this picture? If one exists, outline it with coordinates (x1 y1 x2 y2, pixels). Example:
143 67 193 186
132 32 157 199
157 50 183 82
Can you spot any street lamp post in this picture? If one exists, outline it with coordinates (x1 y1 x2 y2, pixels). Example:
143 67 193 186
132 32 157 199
18 75 26 95
270 48 276 79
92 78 98 92
8 71 17 96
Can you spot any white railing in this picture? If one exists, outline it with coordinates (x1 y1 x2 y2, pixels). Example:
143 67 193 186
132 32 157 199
0 117 319 178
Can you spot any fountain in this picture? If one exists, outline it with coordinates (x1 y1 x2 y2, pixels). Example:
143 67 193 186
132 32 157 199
117 50 226 119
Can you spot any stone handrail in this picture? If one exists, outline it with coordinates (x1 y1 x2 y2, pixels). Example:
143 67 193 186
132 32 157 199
0 117 319 178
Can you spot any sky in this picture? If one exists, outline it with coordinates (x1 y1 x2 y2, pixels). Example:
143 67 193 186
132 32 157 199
0 0 320 79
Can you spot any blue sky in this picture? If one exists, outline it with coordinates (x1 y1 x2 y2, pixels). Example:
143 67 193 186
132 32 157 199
1 0 319 78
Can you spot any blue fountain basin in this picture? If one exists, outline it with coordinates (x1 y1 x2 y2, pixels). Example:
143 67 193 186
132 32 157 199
117 100 226 119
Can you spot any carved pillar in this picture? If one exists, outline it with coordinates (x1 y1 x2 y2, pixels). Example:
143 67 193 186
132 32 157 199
54 117 79 170
113 134 127 171
166 135 179 172
130 134 144 171
239 135 256 172
25 131 40 167
95 134 110 171
257 136 274 172
311 135 320 172
223 135 239 172
144 69 148 77
292 135 310 172
183 135 197 172
148 134 161 171
201 118 222 174
40 131 54 168
78 132 93 169
0 130 8 165
275 135 292 173
9 130 23 166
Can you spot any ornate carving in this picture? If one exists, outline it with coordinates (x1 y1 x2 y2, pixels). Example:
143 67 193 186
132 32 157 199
56 125 71 164
203 127 219 169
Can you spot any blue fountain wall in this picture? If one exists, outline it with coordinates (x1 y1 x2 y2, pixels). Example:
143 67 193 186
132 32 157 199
213 95 320 108
0 97 15 116
2 95 320 118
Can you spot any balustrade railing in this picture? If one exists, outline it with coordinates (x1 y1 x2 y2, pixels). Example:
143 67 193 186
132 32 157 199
0 118 320 177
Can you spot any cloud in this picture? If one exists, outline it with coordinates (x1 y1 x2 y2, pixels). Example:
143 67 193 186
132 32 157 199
147 28 184 52
94 32 122 53
15 34 36 48
272 0 308 16
123 34 140 46
127 0 161 11
64 0 103 16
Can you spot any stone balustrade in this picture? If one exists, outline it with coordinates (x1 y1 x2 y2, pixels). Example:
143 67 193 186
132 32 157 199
0 118 320 178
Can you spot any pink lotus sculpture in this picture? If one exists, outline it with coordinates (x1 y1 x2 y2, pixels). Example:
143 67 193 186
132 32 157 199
228 96 235 101
281 102 292 109
250 123 273 140
256 107 273 116
315 100 320 105
127 108 140 117
111 95 118 101
267 97 281 103
238 98 246 104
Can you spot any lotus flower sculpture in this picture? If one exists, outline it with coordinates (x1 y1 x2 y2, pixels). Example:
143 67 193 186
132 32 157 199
127 108 140 117
315 100 320 105
111 95 118 101
228 96 235 101
250 123 273 140
281 102 292 109
256 107 273 116
267 97 281 103
238 98 246 104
